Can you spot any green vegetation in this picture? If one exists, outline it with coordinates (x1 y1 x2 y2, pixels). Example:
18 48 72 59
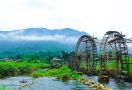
77 55 132 78
0 61 49 78
0 86 6 90
0 50 71 78
94 56 132 77
31 71 44 78
128 56 132 74
31 65 81 82
0 41 74 58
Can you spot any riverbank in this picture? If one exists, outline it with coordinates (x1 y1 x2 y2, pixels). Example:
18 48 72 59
1 62 131 90
0 62 49 78
30 65 111 90
0 65 110 90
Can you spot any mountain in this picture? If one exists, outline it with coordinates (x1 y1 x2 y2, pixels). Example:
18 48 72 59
0 28 88 42
22 28 87 37
0 28 88 58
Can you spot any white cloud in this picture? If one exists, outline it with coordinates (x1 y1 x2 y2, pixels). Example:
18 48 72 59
14 35 56 41
0 0 132 39
0 31 78 43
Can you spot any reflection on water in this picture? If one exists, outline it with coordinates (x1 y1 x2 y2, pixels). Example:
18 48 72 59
0 76 92 90
83 75 132 90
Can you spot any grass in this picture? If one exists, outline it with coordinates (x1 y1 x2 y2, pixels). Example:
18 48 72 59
77 56 132 78
0 85 16 90
95 56 132 77
0 61 49 89
0 61 81 82
129 56 132 74
31 65 81 82
31 72 44 78
0 86 6 90
0 61 49 78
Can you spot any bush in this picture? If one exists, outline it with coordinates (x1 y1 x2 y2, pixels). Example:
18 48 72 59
61 74 70 81
0 61 48 78
31 72 44 78
43 65 80 81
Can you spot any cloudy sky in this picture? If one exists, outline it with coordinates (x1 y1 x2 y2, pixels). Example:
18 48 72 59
0 0 132 38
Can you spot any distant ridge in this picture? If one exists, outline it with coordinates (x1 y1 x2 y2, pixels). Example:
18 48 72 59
0 28 88 37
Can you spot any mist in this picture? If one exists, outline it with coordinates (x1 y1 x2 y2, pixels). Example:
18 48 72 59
0 31 78 44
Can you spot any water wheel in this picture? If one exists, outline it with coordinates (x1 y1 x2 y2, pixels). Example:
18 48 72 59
75 35 97 75
99 31 130 83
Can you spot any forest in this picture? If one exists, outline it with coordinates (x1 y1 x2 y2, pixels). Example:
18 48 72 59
0 40 74 59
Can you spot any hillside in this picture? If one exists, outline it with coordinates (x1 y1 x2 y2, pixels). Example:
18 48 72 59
0 28 88 58
0 28 87 41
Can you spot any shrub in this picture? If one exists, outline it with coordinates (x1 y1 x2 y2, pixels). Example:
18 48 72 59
31 72 44 78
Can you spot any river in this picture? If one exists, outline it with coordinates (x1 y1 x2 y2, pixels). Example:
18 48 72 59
0 75 132 90
0 76 91 90
83 75 132 90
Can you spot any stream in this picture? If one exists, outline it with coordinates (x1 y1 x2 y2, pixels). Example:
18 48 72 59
0 76 91 90
0 75 132 90
83 75 132 90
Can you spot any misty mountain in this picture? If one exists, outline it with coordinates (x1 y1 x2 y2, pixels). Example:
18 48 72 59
0 28 88 58
0 28 87 36
23 28 87 37
0 28 88 43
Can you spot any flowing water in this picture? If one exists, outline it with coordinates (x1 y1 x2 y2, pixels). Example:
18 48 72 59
0 75 132 90
0 76 92 90
83 75 132 90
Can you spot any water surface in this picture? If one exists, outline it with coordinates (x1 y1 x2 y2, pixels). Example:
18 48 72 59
0 76 92 90
83 75 132 90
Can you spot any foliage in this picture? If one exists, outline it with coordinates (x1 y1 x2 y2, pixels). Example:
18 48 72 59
31 65 81 82
106 61 117 70
71 71 81 81
61 50 71 61
95 65 100 75
129 56 132 74
43 65 72 81
95 56 132 76
31 72 44 78
0 41 74 58
0 86 6 90
0 61 49 78
0 50 71 78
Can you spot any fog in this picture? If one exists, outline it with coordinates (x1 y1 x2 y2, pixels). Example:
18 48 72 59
0 31 78 44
